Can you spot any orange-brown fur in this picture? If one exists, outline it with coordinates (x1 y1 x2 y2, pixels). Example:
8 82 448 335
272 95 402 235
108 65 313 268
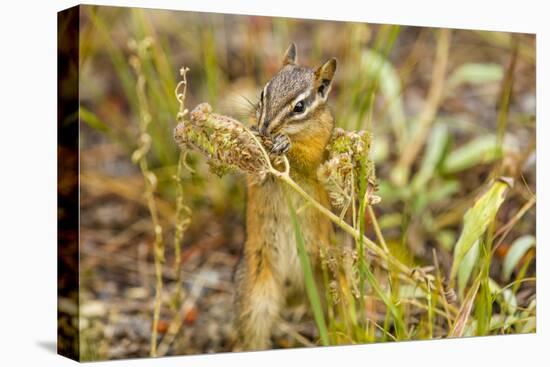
234 45 336 350
234 107 334 351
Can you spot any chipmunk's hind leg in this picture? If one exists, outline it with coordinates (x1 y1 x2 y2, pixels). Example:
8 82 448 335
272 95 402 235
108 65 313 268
234 258 283 351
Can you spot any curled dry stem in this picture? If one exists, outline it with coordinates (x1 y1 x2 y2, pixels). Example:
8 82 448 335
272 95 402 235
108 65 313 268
129 37 165 358
172 67 193 311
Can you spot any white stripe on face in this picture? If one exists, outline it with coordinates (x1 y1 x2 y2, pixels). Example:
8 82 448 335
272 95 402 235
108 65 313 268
286 97 321 124
265 87 314 135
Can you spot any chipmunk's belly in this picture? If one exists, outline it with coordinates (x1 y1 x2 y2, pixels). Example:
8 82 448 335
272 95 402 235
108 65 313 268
254 179 321 293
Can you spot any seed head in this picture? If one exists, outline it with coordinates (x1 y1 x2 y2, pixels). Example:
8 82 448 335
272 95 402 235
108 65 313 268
174 103 271 181
317 128 379 208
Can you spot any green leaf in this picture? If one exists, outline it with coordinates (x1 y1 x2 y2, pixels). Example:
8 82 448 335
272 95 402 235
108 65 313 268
488 278 518 316
360 49 406 141
487 277 502 295
413 180 459 214
411 122 449 192
442 135 502 173
458 240 480 299
436 230 456 252
371 134 389 164
521 317 537 333
287 197 329 346
502 288 518 315
447 63 503 91
450 179 511 282
502 235 536 281
520 299 537 333
80 107 110 133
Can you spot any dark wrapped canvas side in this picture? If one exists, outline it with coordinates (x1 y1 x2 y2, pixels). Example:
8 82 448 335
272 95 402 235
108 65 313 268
57 5 80 362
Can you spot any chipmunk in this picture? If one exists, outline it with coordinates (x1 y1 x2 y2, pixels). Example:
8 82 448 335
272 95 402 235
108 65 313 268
234 43 337 350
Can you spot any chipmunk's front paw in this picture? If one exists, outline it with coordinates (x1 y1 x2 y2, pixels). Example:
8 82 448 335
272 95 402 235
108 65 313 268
271 134 291 155
249 125 262 140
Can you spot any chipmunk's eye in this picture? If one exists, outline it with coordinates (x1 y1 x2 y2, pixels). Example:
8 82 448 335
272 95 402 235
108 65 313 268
293 100 305 113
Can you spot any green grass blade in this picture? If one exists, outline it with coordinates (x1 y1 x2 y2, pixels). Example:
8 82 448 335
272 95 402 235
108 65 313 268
502 235 536 281
80 107 109 134
442 135 504 174
450 179 511 284
287 197 330 346
476 233 493 335
363 265 407 339
447 63 503 91
87 9 138 112
458 240 480 299
411 122 449 192
357 47 405 140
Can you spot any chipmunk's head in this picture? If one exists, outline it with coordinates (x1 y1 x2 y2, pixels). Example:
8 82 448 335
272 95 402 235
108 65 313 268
256 43 337 138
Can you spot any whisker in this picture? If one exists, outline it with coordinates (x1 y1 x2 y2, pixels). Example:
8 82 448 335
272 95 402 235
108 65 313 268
239 94 258 109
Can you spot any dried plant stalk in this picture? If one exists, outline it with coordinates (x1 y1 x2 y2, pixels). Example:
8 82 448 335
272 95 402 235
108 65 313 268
172 67 192 310
129 38 165 358
154 67 194 356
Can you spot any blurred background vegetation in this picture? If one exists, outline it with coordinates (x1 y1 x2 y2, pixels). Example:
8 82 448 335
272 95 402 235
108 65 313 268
74 5 535 360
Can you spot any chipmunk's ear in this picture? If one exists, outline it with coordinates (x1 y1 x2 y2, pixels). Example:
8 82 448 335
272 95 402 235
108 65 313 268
282 43 297 66
315 58 337 99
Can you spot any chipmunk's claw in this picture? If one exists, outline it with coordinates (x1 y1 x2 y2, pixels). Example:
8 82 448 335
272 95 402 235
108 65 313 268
270 134 291 155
